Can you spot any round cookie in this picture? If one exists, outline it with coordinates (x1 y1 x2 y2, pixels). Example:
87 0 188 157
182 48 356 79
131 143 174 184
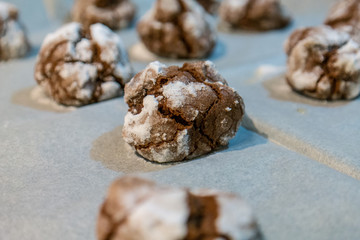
325 0 360 43
0 2 30 61
285 25 360 100
97 176 260 240
34 22 133 106
122 61 244 163
219 0 291 31
72 0 136 30
137 0 216 59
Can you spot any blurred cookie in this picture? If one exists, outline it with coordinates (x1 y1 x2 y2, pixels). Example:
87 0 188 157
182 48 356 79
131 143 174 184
0 2 30 61
72 0 136 30
325 0 360 43
137 0 216 59
122 61 244 163
285 25 360 100
34 22 133 106
97 176 261 240
219 0 291 31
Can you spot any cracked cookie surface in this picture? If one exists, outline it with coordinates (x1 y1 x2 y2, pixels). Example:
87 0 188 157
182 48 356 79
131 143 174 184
72 0 136 30
137 0 216 59
122 61 244 163
285 25 360 100
0 2 30 61
219 0 291 31
97 176 260 240
34 22 133 106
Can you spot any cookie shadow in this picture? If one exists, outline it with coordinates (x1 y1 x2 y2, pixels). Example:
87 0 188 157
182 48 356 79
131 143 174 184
91 121 271 173
26 45 41 59
217 19 293 35
91 126 173 174
11 85 126 113
262 75 350 107
224 120 268 153
11 86 75 113
208 39 227 61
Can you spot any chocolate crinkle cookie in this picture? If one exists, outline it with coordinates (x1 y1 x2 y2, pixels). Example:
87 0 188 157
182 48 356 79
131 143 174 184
97 176 261 240
137 0 216 59
325 0 360 43
122 61 244 163
219 0 291 31
0 2 30 61
34 22 133 106
72 0 136 30
285 25 360 100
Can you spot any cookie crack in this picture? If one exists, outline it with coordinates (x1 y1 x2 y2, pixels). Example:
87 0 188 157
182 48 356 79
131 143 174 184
182 68 223 146
185 192 220 240
287 28 312 56
321 44 346 99
135 128 182 150
40 32 86 79
101 193 152 240
158 105 192 127
39 40 69 80
301 42 347 99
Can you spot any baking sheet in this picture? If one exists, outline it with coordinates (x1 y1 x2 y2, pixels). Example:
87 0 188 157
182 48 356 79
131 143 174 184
2 0 360 239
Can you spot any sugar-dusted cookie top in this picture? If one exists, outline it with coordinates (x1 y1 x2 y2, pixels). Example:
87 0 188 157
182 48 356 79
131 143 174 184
285 25 360 100
137 0 216 59
123 61 244 163
34 22 133 106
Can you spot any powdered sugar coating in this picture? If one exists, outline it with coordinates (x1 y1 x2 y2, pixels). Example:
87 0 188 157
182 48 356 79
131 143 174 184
125 189 189 240
58 62 98 100
43 22 81 47
285 25 360 100
34 22 133 106
75 38 93 61
137 0 216 59
216 194 257 240
91 23 126 63
147 129 190 163
163 81 206 108
123 95 160 145
97 176 259 240
0 2 15 20
0 2 30 61
122 61 244 163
